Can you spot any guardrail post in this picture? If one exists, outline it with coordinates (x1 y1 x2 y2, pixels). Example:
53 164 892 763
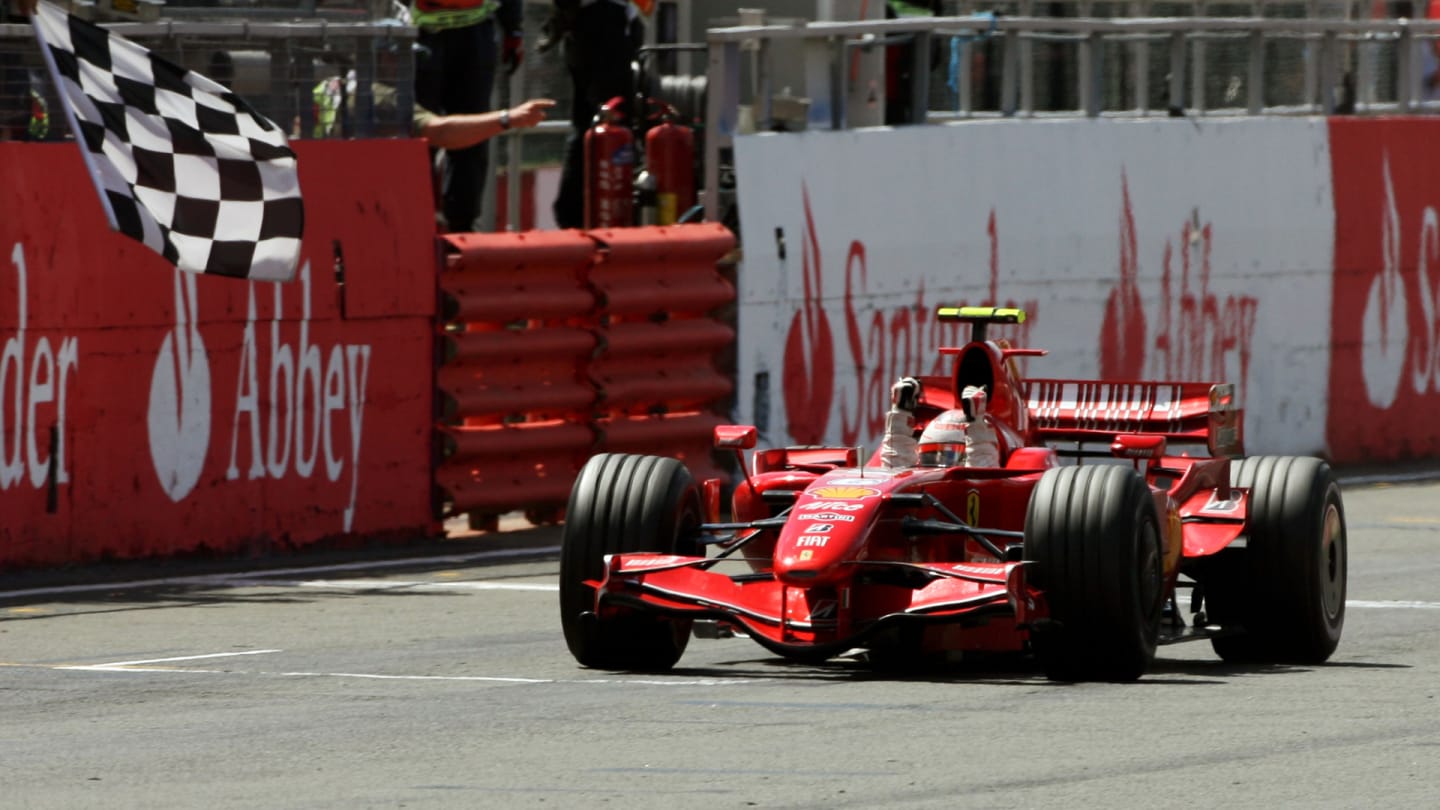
831 36 848 128
1020 4 1036 114
755 38 774 131
1247 29 1264 115
1304 34 1319 111
958 32 974 116
1319 30 1338 115
1133 19 1150 113
911 30 932 123
1081 30 1102 116
1397 23 1415 113
1191 2 1208 114
703 39 741 224
1169 31 1186 113
1001 28 1020 116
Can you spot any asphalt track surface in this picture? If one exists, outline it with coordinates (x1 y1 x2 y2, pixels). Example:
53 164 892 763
3 473 1439 809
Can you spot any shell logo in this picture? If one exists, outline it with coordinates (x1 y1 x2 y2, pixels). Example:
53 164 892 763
808 486 879 500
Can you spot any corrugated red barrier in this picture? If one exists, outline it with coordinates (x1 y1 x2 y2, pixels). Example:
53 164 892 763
436 419 595 528
434 224 737 528
438 230 597 323
590 320 735 413
596 411 732 484
437 327 598 420
590 225 740 317
0 141 438 569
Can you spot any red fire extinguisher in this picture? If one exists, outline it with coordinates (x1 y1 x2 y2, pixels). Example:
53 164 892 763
645 105 696 226
583 97 635 229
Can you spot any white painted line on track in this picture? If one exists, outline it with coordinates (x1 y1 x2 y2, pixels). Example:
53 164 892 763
0 546 562 602
273 672 758 685
59 649 283 672
280 578 558 593
1339 469 1440 486
1348 600 1440 609
51 659 762 686
279 671 552 683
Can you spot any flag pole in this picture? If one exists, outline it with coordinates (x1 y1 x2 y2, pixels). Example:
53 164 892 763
27 1 123 234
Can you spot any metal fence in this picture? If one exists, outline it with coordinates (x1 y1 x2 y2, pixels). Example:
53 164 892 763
0 17 416 142
9 3 1440 227
700 9 1440 220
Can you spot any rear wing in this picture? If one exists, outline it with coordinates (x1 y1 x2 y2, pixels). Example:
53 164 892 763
1023 380 1243 457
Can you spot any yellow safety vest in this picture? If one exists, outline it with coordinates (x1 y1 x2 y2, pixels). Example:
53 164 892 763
410 0 499 31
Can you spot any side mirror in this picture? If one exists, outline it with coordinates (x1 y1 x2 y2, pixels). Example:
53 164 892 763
714 425 758 450
1111 433 1167 460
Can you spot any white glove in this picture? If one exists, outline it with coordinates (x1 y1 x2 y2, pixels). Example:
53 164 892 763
879 408 919 469
965 417 1000 468
891 377 922 412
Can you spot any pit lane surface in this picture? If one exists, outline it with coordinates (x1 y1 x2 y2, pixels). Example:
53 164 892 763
3 477 1438 809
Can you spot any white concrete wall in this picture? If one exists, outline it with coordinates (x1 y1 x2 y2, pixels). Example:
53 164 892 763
732 117 1336 456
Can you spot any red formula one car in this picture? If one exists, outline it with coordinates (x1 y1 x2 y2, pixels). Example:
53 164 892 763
559 308 1347 681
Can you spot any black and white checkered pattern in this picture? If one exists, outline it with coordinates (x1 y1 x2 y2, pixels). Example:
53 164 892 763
32 2 303 281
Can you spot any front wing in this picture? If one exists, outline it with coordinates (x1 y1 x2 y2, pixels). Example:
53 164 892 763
590 554 1045 658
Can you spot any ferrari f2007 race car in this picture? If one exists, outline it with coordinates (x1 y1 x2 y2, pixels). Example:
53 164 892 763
558 308 1347 681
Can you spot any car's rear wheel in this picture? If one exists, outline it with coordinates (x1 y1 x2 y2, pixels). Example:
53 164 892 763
559 453 702 671
1206 456 1346 664
1024 464 1164 682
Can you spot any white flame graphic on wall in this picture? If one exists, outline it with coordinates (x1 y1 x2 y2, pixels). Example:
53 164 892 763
1362 154 1407 410
147 270 211 501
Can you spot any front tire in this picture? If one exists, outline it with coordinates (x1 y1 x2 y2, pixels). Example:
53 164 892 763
1206 456 1346 664
559 453 702 671
1024 465 1165 682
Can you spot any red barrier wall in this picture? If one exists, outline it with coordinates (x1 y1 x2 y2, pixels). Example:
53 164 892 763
1328 118 1440 463
435 224 737 529
0 140 438 568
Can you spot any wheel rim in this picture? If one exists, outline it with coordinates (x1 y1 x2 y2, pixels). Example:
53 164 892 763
1320 502 1345 620
1138 519 1163 620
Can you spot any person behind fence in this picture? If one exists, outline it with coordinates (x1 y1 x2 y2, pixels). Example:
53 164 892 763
2 0 48 142
410 0 524 232
542 0 643 229
879 378 1000 469
310 71 553 152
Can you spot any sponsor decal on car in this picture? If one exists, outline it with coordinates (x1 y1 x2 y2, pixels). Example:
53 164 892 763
1202 492 1242 513
797 502 865 512
804 522 835 533
966 490 981 525
808 486 879 499
799 512 856 522
950 563 1005 578
796 535 828 547
824 476 891 486
623 555 683 569
809 599 838 619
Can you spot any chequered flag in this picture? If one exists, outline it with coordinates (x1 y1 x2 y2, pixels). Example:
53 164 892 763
30 1 303 281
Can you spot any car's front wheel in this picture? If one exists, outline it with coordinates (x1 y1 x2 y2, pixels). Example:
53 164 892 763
559 453 702 671
1024 464 1164 682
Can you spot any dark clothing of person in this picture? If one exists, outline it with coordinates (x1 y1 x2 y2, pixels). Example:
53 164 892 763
414 0 521 233
552 1 639 229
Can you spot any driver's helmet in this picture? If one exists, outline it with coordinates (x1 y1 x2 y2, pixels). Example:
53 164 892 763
916 408 970 467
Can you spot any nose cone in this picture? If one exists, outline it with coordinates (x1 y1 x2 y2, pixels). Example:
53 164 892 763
773 547 846 586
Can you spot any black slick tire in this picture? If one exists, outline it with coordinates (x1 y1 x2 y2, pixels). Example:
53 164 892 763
1024 464 1165 682
559 453 702 671
1207 456 1346 664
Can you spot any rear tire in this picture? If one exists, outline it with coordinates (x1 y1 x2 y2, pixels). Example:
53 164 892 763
1024 465 1164 682
559 453 702 671
1206 456 1346 664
